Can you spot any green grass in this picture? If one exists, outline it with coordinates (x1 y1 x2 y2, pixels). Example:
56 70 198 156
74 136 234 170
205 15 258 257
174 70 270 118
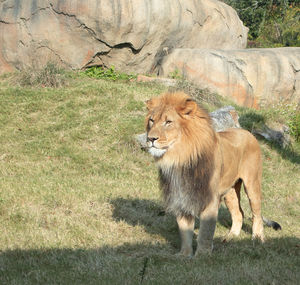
0 74 299 284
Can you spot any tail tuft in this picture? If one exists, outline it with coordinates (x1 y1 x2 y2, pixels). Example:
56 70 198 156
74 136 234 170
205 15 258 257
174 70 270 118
271 221 282 231
262 216 282 231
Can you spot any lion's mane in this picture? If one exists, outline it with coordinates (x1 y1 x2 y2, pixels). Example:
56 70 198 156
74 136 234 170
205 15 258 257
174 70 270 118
155 92 218 216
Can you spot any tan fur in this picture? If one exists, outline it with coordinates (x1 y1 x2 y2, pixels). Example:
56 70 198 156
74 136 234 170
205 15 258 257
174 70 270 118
146 91 265 256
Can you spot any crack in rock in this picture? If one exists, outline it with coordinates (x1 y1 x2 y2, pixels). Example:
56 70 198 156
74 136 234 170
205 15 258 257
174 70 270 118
0 19 12 24
290 63 300 73
214 8 225 19
113 42 142 54
19 17 34 43
49 4 143 59
211 51 254 93
37 45 71 67
19 7 50 21
49 3 112 49
214 8 229 29
185 8 211 27
186 9 203 26
289 62 300 98
83 51 111 68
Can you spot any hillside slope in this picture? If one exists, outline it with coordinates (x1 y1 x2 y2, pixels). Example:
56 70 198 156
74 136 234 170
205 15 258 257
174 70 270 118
0 74 299 284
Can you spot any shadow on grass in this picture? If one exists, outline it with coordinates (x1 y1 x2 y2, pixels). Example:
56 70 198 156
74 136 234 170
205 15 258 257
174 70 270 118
0 198 299 283
111 198 179 248
0 233 299 284
111 198 266 247
239 112 300 165
261 139 300 165
0 201 298 284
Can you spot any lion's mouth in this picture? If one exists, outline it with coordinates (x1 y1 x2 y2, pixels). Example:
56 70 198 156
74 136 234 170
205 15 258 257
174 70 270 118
148 146 167 158
147 140 176 158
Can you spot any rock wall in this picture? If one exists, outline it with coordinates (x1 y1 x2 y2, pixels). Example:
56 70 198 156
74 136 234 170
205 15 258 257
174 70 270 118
0 0 248 73
159 48 300 108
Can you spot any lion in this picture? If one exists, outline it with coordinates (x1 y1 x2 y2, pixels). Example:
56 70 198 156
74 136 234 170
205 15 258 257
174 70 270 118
145 91 281 256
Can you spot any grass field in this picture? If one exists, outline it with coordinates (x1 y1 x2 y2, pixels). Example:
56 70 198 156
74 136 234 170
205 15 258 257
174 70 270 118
0 73 299 284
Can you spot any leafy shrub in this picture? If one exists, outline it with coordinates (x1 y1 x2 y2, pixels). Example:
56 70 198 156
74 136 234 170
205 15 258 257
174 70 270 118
256 6 300 47
82 66 136 81
221 0 299 47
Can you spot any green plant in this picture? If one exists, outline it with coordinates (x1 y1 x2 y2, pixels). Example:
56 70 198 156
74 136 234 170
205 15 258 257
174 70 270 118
82 66 136 81
168 69 183 80
288 111 300 142
256 6 300 47
221 0 299 47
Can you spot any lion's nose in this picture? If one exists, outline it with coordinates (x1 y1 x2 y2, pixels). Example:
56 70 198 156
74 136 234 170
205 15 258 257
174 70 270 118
147 136 158 143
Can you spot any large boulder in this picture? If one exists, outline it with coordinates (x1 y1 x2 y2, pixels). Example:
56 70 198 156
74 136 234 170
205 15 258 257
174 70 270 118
0 0 248 74
159 48 300 108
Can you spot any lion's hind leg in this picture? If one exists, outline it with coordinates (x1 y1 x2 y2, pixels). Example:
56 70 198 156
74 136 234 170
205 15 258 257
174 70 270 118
223 179 244 241
243 178 265 242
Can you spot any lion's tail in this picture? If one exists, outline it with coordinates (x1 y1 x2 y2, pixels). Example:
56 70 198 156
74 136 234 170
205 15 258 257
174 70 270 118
262 216 282 231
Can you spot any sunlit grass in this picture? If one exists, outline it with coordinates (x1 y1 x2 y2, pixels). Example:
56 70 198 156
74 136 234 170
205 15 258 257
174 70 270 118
0 74 299 284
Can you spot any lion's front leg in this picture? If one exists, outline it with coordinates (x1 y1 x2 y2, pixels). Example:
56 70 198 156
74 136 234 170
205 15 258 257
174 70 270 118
176 215 195 257
195 200 219 256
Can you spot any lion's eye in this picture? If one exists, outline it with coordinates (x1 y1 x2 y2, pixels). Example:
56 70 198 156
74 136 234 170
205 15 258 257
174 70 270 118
149 118 154 127
165 120 172 126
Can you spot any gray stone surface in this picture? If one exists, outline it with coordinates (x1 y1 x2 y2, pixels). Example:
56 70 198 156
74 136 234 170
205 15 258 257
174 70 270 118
0 0 248 73
253 125 291 149
210 106 240 132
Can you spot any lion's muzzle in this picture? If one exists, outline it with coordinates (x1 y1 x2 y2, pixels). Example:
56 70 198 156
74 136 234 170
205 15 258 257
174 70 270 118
148 146 167 157
147 136 167 157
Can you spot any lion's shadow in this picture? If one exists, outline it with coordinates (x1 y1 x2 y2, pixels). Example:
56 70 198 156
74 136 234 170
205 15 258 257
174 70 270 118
111 198 180 248
111 198 252 248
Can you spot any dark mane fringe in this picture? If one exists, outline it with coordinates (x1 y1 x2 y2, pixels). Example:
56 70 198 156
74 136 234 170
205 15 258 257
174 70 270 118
159 150 214 217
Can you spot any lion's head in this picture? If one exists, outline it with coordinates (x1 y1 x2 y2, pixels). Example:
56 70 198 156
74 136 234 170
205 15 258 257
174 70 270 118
145 92 216 167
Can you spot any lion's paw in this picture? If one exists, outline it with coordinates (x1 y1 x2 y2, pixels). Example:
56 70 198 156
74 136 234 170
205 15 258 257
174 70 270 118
195 246 213 257
252 233 265 243
176 248 193 258
223 231 239 243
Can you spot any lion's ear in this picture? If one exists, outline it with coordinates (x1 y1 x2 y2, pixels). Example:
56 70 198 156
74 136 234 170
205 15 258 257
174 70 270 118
146 97 159 111
179 98 198 116
145 99 153 111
